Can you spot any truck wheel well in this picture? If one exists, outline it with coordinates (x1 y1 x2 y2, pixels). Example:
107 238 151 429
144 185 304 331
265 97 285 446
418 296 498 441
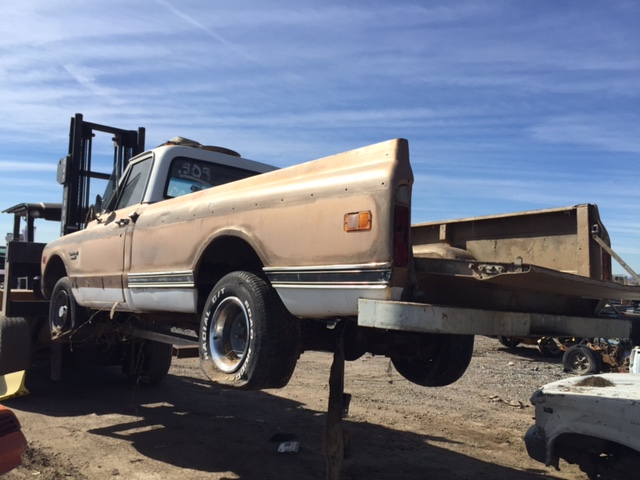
42 255 67 299
195 236 265 312
552 433 640 475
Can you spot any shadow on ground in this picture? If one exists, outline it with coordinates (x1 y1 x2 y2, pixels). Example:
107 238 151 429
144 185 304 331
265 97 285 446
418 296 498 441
6 362 563 480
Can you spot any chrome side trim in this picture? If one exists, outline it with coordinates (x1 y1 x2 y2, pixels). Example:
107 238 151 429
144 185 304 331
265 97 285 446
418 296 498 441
127 270 195 289
263 263 392 288
272 283 388 290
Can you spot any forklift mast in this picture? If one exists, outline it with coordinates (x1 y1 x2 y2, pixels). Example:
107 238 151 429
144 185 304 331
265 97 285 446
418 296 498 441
1 114 145 314
58 113 145 235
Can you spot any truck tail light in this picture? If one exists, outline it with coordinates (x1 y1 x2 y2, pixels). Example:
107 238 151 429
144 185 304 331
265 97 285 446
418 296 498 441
393 204 410 267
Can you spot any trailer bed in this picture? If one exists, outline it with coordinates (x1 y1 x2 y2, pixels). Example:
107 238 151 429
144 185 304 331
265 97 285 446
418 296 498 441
414 257 640 316
359 204 640 341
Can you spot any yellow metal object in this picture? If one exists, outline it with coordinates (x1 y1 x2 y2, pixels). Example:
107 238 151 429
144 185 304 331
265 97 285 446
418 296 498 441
0 371 29 401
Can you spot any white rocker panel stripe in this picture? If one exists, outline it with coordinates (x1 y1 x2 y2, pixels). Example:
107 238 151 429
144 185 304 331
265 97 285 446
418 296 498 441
274 285 403 317
128 288 197 313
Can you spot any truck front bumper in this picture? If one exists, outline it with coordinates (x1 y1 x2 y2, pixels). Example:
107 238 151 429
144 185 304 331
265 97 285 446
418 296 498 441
524 425 549 466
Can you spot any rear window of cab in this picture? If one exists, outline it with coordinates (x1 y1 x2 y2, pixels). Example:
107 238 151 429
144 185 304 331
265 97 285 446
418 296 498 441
165 157 260 199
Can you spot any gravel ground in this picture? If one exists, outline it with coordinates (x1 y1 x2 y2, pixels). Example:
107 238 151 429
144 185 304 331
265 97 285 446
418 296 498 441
3 335 586 479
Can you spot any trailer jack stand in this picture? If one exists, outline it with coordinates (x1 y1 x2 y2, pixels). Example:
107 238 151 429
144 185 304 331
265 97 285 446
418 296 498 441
324 332 351 480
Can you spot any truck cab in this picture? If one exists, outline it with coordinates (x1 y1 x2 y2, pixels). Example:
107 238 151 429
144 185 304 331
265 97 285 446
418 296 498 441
100 138 275 209
42 138 277 314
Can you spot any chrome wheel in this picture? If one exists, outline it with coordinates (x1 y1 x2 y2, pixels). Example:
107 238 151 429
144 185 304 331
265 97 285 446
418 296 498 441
209 297 250 374
199 271 300 390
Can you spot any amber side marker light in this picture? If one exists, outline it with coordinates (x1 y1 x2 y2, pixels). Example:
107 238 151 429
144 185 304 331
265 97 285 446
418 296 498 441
344 211 372 232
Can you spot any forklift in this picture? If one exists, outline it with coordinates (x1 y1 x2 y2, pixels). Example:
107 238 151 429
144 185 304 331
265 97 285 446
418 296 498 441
0 114 145 397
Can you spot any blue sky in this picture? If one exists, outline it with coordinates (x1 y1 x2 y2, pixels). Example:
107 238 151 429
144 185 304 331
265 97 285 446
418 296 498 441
1 1 639 275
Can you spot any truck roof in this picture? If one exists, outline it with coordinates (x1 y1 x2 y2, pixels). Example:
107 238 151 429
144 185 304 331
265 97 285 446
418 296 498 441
115 141 278 207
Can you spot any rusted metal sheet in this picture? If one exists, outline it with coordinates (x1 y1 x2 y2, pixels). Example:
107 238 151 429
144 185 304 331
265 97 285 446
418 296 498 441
360 253 640 339
412 204 612 280
415 257 640 304
413 255 640 318
368 202 640 338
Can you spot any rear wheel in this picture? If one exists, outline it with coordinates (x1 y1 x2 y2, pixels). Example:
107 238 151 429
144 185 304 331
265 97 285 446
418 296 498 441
563 345 601 375
199 271 300 390
127 339 173 386
0 315 32 375
391 333 474 386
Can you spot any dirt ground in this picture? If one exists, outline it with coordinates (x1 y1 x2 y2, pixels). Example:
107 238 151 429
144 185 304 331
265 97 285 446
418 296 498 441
3 335 586 480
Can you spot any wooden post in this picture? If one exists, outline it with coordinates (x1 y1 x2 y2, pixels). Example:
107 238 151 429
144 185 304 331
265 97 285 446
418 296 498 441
324 332 346 480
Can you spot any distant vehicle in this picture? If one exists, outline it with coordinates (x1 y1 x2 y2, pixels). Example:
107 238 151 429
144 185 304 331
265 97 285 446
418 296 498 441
0 404 27 474
562 338 633 375
525 373 640 478
496 336 577 357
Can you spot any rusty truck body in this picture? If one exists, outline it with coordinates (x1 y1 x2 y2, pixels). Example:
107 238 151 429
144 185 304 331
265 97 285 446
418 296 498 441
1 115 639 392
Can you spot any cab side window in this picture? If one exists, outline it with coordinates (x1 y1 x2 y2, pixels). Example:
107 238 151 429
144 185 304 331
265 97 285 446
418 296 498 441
115 158 152 210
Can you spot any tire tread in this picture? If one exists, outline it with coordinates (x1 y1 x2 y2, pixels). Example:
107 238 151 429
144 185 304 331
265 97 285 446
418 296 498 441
0 315 32 375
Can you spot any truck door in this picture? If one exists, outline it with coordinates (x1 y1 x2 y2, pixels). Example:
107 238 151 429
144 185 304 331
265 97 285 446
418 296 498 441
73 156 152 309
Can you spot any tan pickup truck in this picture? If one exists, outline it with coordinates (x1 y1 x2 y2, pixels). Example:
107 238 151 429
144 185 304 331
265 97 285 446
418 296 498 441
3 131 639 393
39 137 414 389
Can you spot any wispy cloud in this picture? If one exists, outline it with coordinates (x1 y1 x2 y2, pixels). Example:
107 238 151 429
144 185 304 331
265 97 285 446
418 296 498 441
531 115 640 153
0 161 58 172
152 0 267 68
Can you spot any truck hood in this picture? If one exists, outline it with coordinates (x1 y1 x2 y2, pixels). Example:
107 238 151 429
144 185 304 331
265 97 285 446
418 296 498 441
531 373 640 457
